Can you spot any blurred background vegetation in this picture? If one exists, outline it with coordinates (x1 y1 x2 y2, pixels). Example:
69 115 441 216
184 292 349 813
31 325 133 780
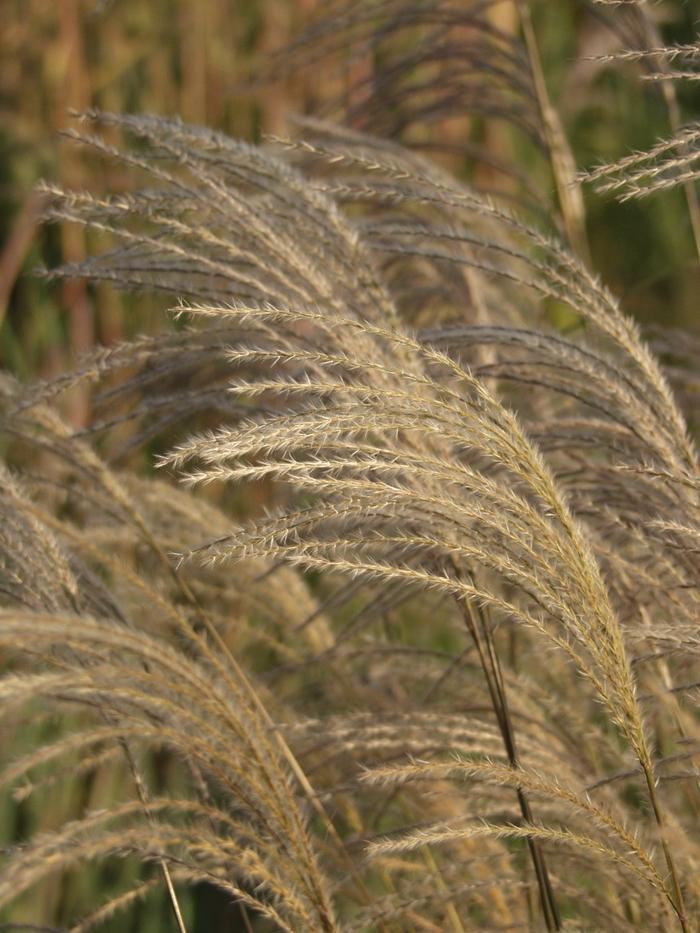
0 1 698 929
1 0 319 427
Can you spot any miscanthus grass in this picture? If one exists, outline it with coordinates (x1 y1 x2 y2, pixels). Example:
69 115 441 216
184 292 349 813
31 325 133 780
1 2 699 930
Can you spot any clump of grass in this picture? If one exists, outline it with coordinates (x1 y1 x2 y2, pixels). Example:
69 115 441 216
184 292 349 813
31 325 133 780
1 3 700 930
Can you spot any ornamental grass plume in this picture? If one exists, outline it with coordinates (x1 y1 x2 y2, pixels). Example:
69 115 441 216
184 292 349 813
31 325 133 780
1 2 700 930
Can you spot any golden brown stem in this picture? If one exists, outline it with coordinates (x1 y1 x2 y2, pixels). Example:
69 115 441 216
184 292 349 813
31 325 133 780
516 0 591 264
